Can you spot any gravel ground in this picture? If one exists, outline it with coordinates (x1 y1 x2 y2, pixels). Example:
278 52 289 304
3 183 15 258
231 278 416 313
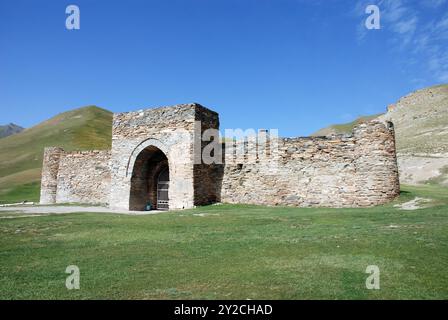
0 205 162 216
393 197 432 210
398 154 448 185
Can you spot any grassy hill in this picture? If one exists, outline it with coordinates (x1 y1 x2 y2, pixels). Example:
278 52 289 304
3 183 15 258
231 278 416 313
312 84 448 185
312 84 448 153
0 106 112 203
378 84 448 155
312 114 383 136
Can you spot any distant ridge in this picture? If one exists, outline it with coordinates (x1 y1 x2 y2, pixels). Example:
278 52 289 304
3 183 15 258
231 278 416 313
0 105 112 203
312 114 383 137
0 123 24 139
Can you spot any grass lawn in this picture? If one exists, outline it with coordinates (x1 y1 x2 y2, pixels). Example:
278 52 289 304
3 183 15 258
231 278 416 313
0 185 447 299
0 181 40 204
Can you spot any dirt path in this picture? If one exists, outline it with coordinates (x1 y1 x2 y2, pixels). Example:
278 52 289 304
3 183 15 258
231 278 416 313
0 205 162 217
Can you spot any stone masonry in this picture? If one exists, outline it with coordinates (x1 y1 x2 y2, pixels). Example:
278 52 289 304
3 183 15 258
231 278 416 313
40 149 111 205
221 121 399 207
40 103 400 210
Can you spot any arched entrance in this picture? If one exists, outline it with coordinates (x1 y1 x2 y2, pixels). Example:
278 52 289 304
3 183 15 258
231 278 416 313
129 146 169 211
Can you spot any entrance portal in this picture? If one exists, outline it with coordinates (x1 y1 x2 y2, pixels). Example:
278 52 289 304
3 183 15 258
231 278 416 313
157 167 169 210
129 146 169 211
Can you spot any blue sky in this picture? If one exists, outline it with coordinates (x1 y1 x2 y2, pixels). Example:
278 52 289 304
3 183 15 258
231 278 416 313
0 0 447 136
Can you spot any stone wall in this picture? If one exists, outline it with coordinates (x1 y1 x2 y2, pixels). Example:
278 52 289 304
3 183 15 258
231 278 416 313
41 104 400 210
55 150 111 204
221 121 400 207
40 147 64 204
193 106 221 205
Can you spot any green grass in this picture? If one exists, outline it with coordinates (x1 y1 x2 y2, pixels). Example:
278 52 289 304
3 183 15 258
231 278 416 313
0 106 112 200
0 184 447 299
0 182 40 204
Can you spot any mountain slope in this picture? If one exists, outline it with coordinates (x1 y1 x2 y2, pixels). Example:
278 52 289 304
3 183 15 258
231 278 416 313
312 114 383 136
313 84 448 185
0 123 24 138
0 106 112 203
378 84 448 155
378 84 448 185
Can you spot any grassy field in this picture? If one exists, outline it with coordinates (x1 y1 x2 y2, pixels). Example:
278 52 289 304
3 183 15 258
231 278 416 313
0 184 447 300
0 182 40 204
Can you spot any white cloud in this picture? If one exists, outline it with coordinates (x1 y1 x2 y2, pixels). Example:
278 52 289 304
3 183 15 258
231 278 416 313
415 11 448 82
354 0 419 46
355 0 448 84
427 48 448 82
420 0 447 8
434 12 448 38
393 16 417 34
382 0 409 24
380 0 418 47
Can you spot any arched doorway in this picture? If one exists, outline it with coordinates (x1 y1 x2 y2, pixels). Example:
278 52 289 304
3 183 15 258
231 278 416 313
129 146 169 211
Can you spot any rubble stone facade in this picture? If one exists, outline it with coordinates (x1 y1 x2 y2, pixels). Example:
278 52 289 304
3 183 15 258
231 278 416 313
40 149 111 205
40 103 400 210
221 121 400 207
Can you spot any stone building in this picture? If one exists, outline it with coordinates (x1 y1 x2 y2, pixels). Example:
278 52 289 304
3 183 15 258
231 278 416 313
40 103 400 210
